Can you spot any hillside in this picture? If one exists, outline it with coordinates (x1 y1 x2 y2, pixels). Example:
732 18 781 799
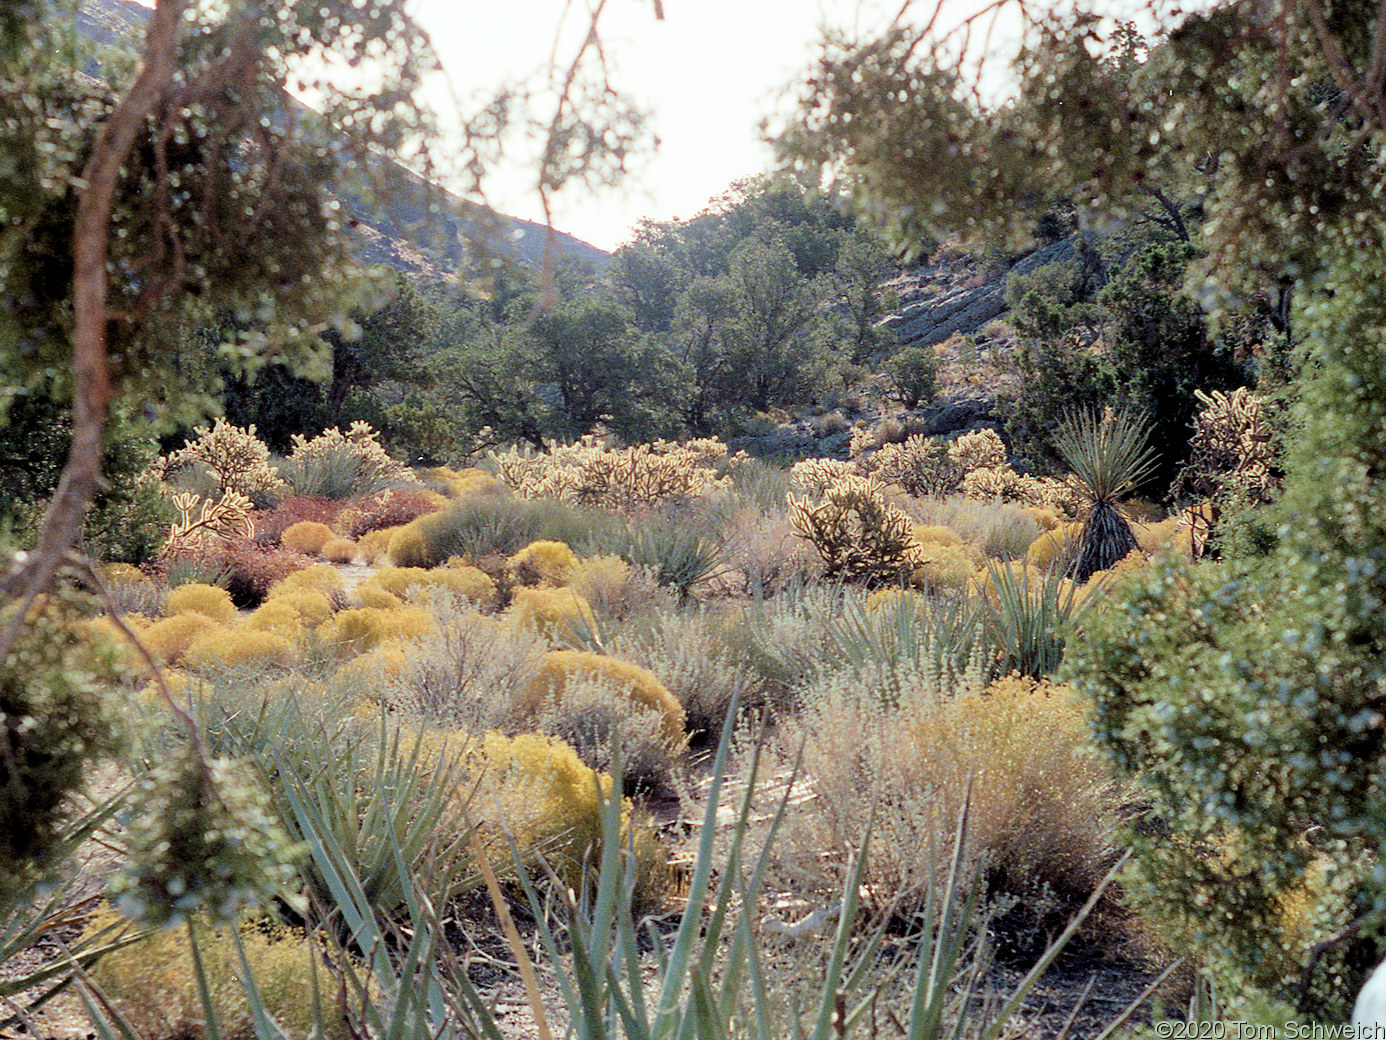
77 0 609 277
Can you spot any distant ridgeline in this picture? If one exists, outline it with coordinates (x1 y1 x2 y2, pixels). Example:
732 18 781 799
75 0 610 278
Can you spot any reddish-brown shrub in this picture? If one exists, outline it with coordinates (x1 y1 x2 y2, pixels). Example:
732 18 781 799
253 495 347 545
336 488 443 539
209 540 316 608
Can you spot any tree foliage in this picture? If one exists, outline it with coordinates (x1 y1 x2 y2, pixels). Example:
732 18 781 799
780 0 1386 1015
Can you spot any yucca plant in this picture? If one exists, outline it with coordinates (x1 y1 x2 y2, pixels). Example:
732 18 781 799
982 561 1096 680
1053 408 1159 583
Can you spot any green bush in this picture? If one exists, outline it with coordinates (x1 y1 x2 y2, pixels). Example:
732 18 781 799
883 345 938 409
0 582 125 905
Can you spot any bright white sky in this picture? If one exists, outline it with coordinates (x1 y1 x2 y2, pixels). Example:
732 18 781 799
415 0 943 251
124 0 1029 251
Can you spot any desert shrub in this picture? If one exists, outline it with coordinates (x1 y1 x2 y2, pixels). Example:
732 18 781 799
320 535 357 563
526 650 687 751
465 730 666 900
386 610 544 724
492 436 743 511
317 607 434 659
0 585 125 900
244 600 306 642
268 564 345 598
1133 516 1196 558
253 495 346 545
1022 505 1061 530
209 540 314 609
184 627 299 673
1024 522 1083 571
85 911 352 1040
350 584 403 611
908 496 1045 560
717 583 845 699
778 667 1121 943
421 465 500 498
534 670 683 794
385 517 431 567
911 541 974 591
262 587 334 627
356 526 400 565
408 493 614 565
508 586 599 642
789 476 925 585
163 582 238 623
280 421 418 499
334 640 413 695
719 505 825 595
911 523 964 548
280 520 337 555
334 487 444 538
604 514 726 600
613 607 758 740
1065 554 1381 1015
369 565 496 608
142 613 223 665
566 554 665 621
508 539 580 587
884 344 938 408
153 419 286 506
101 563 166 617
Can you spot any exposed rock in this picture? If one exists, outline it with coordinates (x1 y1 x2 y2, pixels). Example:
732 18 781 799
883 238 1078 348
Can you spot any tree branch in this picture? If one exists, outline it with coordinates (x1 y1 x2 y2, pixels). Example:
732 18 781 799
1 0 186 657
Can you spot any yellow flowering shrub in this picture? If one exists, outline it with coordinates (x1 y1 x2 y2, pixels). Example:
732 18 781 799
279 521 336 555
508 587 597 641
317 607 433 659
86 908 353 1040
386 517 432 567
163 583 237 623
244 600 306 641
1024 522 1083 571
357 526 401 565
910 523 964 548
527 650 686 749
370 565 496 607
911 542 974 591
142 614 221 665
268 564 344 597
320 536 357 564
184 628 298 673
352 583 404 610
263 587 334 627
508 540 579 587
424 466 500 498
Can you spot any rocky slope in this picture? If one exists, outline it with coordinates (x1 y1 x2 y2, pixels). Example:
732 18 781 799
76 0 609 276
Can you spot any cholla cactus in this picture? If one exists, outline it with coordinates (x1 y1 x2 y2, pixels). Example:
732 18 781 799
789 457 857 495
285 421 418 498
153 419 285 503
789 476 925 584
1173 387 1277 505
161 490 255 557
871 435 956 497
946 428 1008 474
492 436 742 511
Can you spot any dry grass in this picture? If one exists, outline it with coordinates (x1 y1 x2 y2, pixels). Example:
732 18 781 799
84 910 354 1040
904 494 1042 560
775 669 1125 950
